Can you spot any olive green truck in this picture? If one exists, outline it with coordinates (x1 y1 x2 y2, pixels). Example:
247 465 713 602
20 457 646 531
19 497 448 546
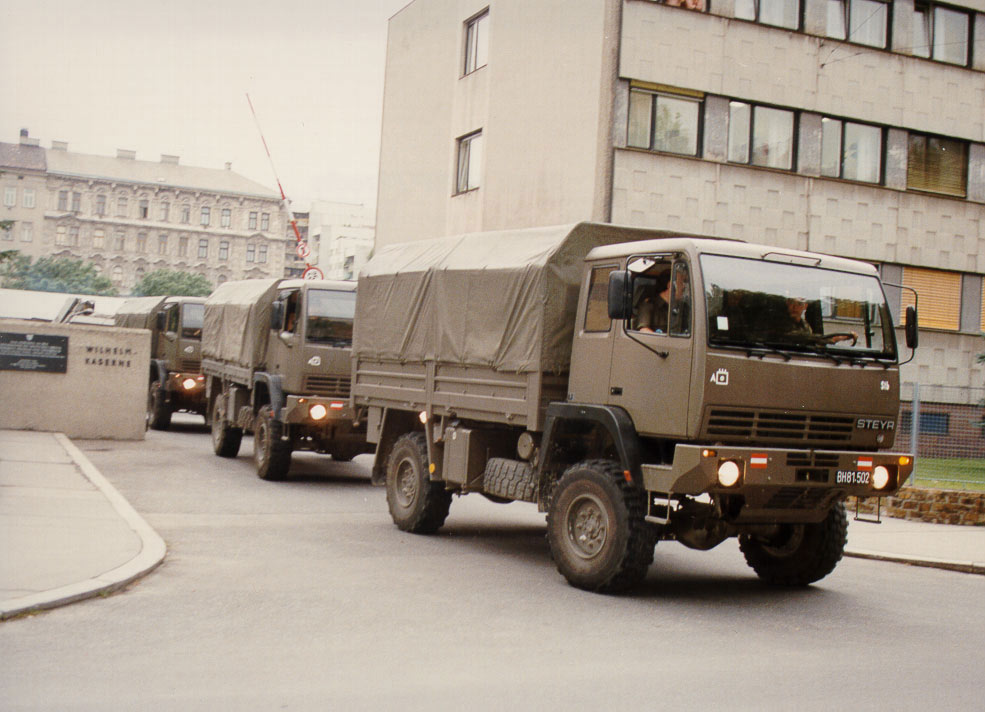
114 295 206 430
201 278 372 480
352 222 917 593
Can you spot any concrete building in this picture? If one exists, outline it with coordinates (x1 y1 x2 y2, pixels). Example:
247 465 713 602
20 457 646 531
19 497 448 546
284 211 322 278
310 200 375 280
1 130 287 294
377 0 985 428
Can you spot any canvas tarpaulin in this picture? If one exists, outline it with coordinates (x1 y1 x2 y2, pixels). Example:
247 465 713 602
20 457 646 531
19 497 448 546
354 222 651 374
113 296 168 330
202 278 282 370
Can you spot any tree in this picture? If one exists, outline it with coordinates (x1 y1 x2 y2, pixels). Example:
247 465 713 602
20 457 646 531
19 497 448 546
0 252 117 296
133 269 213 297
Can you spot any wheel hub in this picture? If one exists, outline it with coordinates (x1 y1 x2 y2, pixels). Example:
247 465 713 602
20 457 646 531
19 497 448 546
566 493 608 559
396 460 418 509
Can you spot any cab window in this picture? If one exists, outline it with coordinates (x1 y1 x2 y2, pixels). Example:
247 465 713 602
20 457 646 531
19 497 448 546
584 265 616 332
164 304 179 333
627 255 691 337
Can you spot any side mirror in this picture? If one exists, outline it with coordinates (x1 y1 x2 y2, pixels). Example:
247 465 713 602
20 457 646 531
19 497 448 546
607 270 633 320
155 311 166 331
904 305 918 349
270 301 285 331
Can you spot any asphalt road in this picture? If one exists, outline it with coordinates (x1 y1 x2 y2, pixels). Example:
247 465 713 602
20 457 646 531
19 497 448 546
2 415 983 711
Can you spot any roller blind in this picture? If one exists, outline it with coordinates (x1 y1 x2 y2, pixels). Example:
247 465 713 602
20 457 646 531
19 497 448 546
901 266 961 330
907 134 968 197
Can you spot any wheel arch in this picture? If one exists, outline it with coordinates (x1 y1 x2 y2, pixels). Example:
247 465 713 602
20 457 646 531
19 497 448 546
371 408 423 486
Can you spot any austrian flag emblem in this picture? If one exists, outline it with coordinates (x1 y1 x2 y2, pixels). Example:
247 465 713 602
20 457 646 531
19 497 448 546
750 453 768 469
857 457 873 471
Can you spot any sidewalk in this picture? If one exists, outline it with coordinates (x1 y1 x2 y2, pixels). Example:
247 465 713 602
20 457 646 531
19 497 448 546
0 430 165 620
1 429 982 620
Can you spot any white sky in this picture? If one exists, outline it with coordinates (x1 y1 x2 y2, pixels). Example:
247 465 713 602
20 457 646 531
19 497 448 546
0 0 411 212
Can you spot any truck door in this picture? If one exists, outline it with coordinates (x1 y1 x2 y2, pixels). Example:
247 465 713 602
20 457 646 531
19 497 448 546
608 256 693 438
268 288 300 375
160 303 180 362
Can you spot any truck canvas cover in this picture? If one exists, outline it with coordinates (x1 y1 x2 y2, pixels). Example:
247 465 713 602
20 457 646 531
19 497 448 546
355 222 659 374
202 279 282 370
113 296 168 330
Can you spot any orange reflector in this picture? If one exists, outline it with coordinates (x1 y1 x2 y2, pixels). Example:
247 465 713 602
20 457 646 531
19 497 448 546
898 456 912 466
623 470 632 483
702 449 717 458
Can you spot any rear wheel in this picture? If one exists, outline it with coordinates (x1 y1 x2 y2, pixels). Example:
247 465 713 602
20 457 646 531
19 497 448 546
147 380 172 431
385 432 452 534
546 460 654 593
254 405 291 481
739 502 848 586
210 394 242 458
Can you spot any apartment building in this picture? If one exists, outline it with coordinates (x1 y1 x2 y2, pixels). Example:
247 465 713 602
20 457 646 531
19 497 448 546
0 130 287 293
377 0 985 436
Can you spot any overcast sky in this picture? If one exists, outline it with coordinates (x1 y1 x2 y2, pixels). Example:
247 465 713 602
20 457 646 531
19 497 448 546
0 0 410 212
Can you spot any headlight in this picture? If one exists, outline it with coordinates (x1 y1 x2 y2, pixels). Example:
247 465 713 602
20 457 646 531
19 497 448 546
181 378 198 390
717 460 742 487
872 465 891 490
309 404 328 421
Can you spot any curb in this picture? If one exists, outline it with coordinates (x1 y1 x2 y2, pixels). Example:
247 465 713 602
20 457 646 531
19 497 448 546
0 434 166 621
845 550 985 576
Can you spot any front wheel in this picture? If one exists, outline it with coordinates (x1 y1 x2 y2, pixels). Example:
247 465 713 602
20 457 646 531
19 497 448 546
546 460 654 593
211 394 242 458
739 502 848 586
254 405 291 481
147 380 172 431
385 432 452 534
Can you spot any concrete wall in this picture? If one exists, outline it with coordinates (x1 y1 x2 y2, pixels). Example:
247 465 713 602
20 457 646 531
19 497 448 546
0 319 149 439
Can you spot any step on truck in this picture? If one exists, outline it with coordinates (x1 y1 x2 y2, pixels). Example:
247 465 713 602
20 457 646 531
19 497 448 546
202 278 372 480
114 295 207 430
352 222 917 593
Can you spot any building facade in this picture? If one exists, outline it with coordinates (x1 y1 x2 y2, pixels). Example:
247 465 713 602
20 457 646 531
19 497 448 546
1 130 287 294
377 0 985 423
310 200 375 280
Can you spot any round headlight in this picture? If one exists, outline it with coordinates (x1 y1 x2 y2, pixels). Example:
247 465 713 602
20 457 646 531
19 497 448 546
182 378 197 390
309 404 328 421
872 465 891 490
717 460 741 488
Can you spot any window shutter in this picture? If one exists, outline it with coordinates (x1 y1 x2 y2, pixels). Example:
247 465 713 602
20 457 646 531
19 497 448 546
901 267 962 330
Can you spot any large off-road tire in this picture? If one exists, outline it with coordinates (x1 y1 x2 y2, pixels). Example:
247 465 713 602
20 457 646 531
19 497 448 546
385 432 452 534
146 380 172 431
739 501 848 586
546 460 655 593
254 405 291 481
210 394 242 458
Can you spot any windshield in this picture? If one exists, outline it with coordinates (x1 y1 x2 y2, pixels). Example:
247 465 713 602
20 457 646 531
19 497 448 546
701 254 896 359
181 303 204 340
306 290 355 346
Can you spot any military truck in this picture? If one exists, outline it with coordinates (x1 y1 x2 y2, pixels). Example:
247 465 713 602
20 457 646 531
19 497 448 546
114 295 207 430
202 278 372 480
352 222 917 593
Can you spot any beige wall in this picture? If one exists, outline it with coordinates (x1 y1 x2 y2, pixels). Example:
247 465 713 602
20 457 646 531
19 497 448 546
0 319 150 439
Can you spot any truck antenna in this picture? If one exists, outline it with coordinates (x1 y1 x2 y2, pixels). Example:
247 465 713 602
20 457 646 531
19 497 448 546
246 93 323 280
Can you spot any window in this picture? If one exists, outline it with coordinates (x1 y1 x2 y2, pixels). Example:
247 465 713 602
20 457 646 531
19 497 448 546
93 229 105 249
114 231 126 251
261 212 270 231
456 131 483 193
3 187 15 207
20 222 32 242
821 118 882 183
585 266 617 332
901 411 950 435
627 256 692 337
180 204 191 223
463 10 489 75
246 244 256 262
1 222 11 240
95 194 106 216
56 226 67 245
160 202 170 221
258 244 268 263
221 208 231 228
914 3 970 65
219 240 229 260
249 211 258 230
137 232 147 253
198 238 209 259
826 0 888 47
179 236 189 257
139 199 149 219
907 133 967 197
728 102 795 170
112 265 123 285
69 225 79 246
23 189 35 208
57 190 68 211
71 192 81 212
901 266 962 330
200 207 211 226
158 234 168 255
117 197 128 217
734 0 800 30
628 89 701 156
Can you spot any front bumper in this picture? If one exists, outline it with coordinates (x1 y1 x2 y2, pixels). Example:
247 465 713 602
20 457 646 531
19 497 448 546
282 394 354 425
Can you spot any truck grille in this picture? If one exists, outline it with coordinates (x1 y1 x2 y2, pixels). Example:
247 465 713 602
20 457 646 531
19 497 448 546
181 359 201 373
706 408 854 445
304 375 351 398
